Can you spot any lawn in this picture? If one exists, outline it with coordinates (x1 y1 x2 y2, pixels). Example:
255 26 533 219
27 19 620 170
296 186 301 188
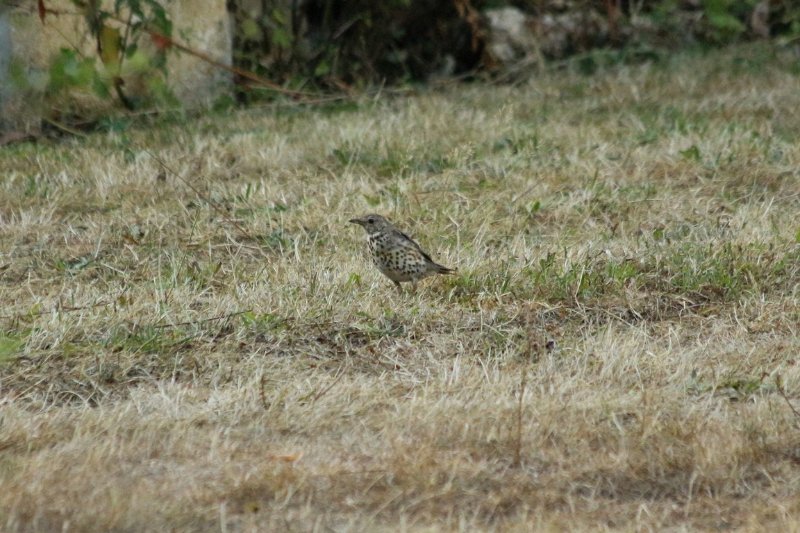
1 44 800 531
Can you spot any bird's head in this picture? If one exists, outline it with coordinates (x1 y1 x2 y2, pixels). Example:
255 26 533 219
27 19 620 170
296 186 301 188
349 214 391 235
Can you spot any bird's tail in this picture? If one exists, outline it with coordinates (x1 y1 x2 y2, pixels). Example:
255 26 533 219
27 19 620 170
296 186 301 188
435 263 456 275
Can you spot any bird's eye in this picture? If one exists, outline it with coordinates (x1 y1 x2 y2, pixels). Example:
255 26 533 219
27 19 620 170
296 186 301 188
367 218 375 224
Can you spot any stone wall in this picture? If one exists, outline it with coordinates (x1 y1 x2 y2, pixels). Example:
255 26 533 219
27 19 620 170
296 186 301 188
166 0 233 106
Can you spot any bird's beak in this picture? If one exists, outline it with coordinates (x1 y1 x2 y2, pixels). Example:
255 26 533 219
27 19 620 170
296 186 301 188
349 218 364 226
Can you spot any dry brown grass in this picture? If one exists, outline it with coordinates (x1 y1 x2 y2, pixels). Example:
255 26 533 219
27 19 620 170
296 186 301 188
2 44 800 531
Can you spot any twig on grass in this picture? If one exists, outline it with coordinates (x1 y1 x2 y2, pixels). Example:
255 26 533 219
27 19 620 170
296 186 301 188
150 310 252 329
259 374 269 411
0 301 112 321
776 374 800 421
310 368 346 404
513 366 527 468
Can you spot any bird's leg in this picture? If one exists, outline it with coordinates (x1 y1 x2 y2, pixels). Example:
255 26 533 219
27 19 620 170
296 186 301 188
411 279 418 293
393 281 403 294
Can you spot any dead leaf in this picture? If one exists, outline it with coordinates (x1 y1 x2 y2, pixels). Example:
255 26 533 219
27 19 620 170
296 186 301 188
269 452 303 463
99 25 122 66
151 32 173 51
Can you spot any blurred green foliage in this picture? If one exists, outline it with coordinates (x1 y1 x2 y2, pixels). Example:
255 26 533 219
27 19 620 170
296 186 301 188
30 0 175 117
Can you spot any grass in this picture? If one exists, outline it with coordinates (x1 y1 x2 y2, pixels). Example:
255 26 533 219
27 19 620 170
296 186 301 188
2 43 800 531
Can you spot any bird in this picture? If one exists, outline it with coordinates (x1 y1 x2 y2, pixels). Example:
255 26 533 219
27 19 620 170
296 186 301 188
349 214 455 292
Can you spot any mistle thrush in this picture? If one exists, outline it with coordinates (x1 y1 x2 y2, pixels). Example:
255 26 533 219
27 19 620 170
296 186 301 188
349 214 455 291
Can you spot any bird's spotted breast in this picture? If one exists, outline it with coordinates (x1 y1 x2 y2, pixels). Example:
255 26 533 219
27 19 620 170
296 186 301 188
366 233 428 282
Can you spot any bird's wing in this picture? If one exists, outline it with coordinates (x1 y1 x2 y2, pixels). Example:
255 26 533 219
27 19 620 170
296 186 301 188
393 229 435 263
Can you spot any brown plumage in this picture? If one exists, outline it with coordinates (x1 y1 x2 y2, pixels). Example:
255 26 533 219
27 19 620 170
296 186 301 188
349 214 455 291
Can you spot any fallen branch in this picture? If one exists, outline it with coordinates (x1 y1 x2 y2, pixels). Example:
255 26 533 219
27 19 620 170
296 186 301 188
151 310 252 329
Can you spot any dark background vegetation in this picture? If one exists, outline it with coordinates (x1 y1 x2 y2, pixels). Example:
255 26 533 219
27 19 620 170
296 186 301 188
228 0 799 87
15 0 800 121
